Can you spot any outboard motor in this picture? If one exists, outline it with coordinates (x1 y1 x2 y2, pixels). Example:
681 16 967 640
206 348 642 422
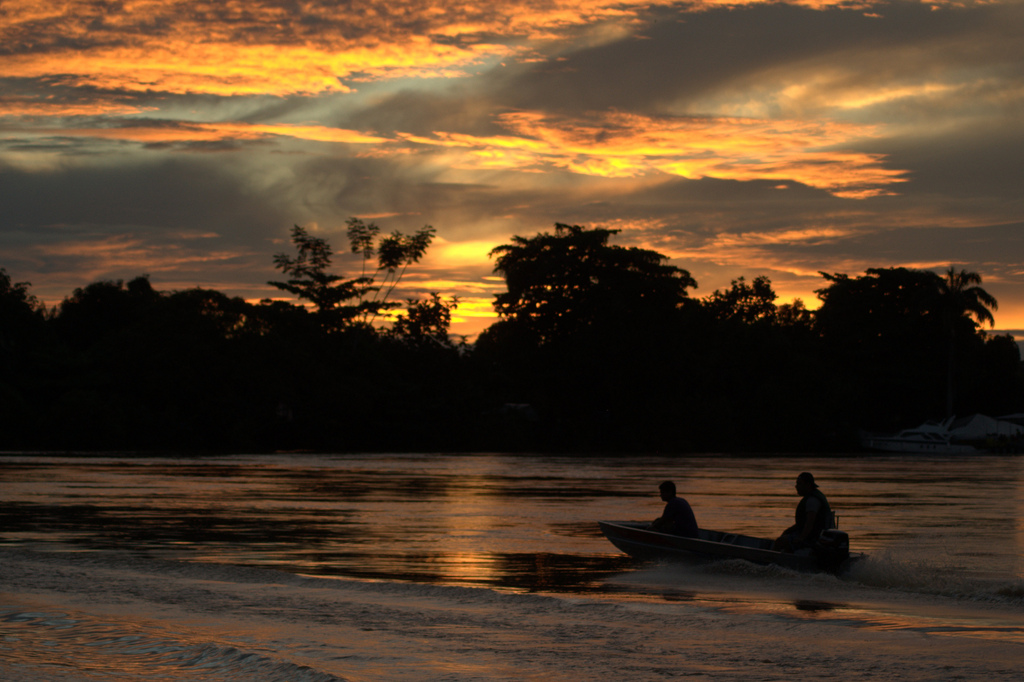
813 529 850 572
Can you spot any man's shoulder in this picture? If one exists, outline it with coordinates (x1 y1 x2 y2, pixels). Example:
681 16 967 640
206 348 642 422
668 497 693 512
804 492 826 511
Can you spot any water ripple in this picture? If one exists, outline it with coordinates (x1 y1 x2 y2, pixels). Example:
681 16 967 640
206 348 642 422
0 608 347 682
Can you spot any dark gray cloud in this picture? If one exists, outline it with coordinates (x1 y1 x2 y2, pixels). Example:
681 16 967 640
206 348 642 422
0 158 281 233
880 128 1024 201
0 157 292 299
488 3 995 114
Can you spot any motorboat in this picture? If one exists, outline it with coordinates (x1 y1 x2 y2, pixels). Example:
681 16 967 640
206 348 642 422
859 417 976 453
860 414 1024 454
598 520 860 573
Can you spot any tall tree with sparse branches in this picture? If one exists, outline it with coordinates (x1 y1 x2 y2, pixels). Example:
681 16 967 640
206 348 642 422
269 220 437 330
366 223 436 323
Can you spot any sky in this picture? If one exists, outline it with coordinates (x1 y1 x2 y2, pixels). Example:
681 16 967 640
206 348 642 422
2 0 1022 339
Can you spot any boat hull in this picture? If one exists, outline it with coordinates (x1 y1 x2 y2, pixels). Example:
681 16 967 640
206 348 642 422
860 434 977 454
598 521 857 573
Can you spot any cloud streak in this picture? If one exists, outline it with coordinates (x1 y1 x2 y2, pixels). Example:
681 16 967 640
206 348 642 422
397 111 906 197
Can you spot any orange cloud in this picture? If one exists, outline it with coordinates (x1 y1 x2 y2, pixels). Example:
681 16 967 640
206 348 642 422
1 42 506 96
1 0 521 96
399 111 908 198
0 100 155 118
706 227 857 248
10 121 390 146
4 0 982 97
37 232 247 282
0 0 635 96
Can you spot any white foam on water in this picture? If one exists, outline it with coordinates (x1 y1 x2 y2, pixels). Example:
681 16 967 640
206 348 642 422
846 539 1024 606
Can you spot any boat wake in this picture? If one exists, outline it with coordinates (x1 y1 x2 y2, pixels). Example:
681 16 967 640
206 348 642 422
3 546 1023 680
846 546 1024 606
606 544 1024 609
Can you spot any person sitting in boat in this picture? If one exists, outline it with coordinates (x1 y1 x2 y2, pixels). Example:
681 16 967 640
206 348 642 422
773 472 833 552
648 480 699 538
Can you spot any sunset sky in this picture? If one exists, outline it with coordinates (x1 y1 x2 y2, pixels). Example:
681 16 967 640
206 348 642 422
2 0 1022 338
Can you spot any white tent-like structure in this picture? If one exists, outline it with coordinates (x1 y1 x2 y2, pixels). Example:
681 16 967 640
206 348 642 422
950 414 1024 441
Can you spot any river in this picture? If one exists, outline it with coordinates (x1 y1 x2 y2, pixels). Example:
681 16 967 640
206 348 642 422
2 452 1023 680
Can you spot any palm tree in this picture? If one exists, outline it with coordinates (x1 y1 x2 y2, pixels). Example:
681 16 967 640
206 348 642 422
938 267 998 418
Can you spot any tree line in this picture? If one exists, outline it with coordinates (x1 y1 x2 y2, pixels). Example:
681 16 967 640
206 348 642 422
2 222 1021 453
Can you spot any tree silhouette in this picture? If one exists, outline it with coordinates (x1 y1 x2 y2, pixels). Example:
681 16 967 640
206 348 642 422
364 222 436 323
938 267 998 417
702 276 778 325
814 268 949 428
3 249 1020 453
1 269 48 445
487 223 695 343
269 225 364 323
0 268 44 351
389 293 461 348
55 276 161 350
938 267 997 328
269 220 436 329
346 217 380 279
478 224 699 450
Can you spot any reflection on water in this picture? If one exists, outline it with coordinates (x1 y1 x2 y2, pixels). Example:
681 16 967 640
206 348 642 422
1 452 1022 596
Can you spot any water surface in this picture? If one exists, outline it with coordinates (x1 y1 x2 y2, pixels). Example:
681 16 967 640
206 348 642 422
2 452 1023 643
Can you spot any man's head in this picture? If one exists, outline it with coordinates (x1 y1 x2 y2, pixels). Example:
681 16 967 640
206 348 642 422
659 480 676 501
796 472 818 495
